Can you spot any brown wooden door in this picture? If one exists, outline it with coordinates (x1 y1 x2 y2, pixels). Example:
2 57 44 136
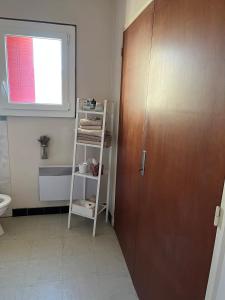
115 3 154 275
134 0 225 299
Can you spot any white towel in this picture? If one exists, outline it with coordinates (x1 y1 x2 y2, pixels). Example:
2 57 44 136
80 118 102 126
78 128 102 137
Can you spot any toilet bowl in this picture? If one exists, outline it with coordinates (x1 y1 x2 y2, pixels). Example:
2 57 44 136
0 194 11 236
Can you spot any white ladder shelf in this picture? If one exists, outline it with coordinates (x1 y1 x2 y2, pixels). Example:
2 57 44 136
68 99 113 236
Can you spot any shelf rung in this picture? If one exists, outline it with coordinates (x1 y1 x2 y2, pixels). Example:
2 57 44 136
74 172 98 180
77 110 104 115
76 142 101 148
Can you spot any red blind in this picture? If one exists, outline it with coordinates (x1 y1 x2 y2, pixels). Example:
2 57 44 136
6 36 35 103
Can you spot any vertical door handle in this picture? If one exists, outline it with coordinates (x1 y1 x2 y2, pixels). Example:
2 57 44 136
214 206 223 228
139 150 147 176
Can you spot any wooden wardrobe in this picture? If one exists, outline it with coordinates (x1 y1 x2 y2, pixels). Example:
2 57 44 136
115 0 225 299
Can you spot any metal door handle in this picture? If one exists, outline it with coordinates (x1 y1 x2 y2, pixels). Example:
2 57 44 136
139 150 147 176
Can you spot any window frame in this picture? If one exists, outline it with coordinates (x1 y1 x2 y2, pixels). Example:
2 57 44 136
0 18 76 118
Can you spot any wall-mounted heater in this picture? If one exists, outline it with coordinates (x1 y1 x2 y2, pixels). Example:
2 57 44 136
39 166 96 201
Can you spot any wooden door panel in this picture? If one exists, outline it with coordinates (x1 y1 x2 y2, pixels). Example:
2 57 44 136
135 112 225 299
147 0 225 115
115 3 154 275
134 0 225 299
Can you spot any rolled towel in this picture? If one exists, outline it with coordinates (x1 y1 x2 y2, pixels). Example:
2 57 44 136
78 128 102 137
80 118 102 126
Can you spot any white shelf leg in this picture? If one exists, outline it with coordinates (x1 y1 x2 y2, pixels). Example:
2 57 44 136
93 169 102 236
68 101 79 229
93 100 107 236
83 112 87 200
83 145 87 200
106 102 114 223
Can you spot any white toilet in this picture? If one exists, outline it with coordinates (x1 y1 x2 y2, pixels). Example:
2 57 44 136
0 194 11 235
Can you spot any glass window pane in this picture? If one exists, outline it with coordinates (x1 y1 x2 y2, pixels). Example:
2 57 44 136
5 35 62 105
6 36 35 103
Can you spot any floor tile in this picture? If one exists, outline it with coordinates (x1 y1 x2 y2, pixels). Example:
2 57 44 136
0 261 28 288
62 279 81 300
0 287 24 300
23 281 63 300
62 253 96 279
0 238 32 262
62 236 93 258
78 274 99 300
97 273 138 300
25 258 63 285
31 237 63 259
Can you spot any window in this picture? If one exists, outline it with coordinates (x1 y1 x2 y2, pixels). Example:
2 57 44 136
0 19 76 117
6 35 62 105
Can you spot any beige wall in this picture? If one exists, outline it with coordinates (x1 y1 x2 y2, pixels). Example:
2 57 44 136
124 0 153 28
0 0 152 212
0 0 113 209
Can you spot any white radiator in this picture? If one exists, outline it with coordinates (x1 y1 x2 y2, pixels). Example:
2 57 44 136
39 166 96 201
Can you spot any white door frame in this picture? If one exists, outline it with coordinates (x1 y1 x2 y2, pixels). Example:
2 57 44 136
206 182 225 300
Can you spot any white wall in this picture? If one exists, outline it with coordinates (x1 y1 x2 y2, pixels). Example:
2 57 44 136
0 118 11 213
206 183 225 300
0 0 113 209
124 0 153 28
0 0 152 211
216 248 225 300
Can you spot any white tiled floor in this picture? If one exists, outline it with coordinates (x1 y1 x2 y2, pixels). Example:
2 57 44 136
0 214 138 300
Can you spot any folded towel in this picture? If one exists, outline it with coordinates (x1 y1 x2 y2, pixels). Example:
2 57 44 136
77 139 111 148
77 129 112 148
78 135 102 142
78 128 102 137
80 118 102 126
